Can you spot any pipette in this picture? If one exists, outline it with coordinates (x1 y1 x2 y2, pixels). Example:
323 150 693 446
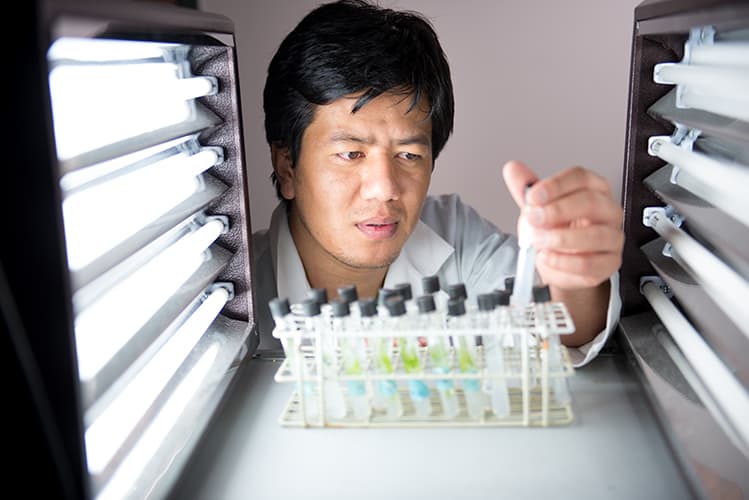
510 183 536 307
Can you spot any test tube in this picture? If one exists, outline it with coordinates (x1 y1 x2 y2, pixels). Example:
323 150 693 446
418 294 459 419
357 297 383 412
387 295 432 418
331 298 371 421
270 297 318 421
477 293 510 418
446 298 485 419
301 298 347 420
371 295 403 420
533 285 570 405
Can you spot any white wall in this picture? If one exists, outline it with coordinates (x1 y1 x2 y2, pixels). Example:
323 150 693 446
198 0 641 235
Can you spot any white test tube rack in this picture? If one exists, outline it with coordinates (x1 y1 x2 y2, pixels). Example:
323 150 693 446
271 301 576 428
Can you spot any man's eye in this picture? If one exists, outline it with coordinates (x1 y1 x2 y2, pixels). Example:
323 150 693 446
338 151 365 160
398 152 422 161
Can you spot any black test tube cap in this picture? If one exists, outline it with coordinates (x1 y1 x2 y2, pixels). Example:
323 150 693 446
268 297 291 318
477 293 496 312
422 275 440 294
447 283 467 301
330 298 350 317
307 287 328 305
301 298 321 317
378 288 399 306
338 284 358 304
504 276 515 293
359 297 377 317
533 285 552 303
416 294 436 314
394 282 413 301
447 298 466 317
385 295 407 317
493 289 511 306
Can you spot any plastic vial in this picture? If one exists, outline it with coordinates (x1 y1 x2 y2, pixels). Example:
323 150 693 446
301 298 347 420
447 298 485 419
477 293 510 418
533 285 570 405
418 294 459 419
387 296 432 418
371 295 403 419
331 298 371 421
357 297 383 411
270 297 317 421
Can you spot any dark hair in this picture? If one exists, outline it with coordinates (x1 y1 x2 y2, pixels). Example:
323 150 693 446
263 0 455 200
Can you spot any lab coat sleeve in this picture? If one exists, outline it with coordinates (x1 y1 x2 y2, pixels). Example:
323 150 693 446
567 271 622 367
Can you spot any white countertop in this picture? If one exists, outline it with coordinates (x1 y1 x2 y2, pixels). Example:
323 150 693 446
168 351 694 500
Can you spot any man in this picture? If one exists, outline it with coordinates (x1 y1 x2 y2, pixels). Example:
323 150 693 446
252 0 623 367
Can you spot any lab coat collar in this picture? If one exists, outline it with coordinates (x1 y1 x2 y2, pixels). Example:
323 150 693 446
268 202 454 301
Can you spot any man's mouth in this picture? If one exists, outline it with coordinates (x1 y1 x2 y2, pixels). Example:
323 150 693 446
356 219 399 239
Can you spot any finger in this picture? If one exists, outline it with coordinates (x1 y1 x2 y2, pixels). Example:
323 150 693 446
502 160 538 208
523 190 623 228
532 225 625 253
527 166 611 206
537 249 621 289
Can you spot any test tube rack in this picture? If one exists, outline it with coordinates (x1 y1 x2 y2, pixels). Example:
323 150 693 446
272 301 576 428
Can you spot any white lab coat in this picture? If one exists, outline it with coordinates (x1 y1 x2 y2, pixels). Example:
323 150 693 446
251 193 621 366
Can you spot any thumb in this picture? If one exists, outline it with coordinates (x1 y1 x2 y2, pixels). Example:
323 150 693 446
502 160 539 208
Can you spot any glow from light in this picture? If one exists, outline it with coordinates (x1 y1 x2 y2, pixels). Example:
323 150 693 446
654 62 749 122
48 37 180 62
74 218 225 381
95 343 217 500
60 136 193 192
62 148 220 271
49 62 194 159
85 286 229 475
689 42 749 68
649 137 749 228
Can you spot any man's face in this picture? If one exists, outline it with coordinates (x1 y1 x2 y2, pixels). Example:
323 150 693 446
278 92 433 271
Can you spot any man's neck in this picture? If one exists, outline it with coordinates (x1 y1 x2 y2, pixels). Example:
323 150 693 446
287 206 388 301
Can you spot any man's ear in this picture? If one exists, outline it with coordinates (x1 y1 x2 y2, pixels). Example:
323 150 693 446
271 144 295 200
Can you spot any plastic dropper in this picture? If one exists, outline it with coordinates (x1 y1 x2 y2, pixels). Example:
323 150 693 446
510 184 537 308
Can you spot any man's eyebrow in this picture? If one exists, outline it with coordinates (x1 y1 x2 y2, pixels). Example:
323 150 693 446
329 133 374 144
328 132 431 147
395 134 431 147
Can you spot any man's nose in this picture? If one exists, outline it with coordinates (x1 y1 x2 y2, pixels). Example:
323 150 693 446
360 155 400 202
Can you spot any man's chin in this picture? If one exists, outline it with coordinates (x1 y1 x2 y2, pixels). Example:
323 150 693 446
333 251 400 271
